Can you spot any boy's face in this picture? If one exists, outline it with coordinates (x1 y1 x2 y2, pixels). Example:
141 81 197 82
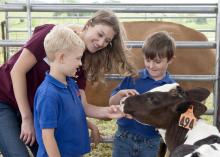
144 56 173 81
62 46 84 77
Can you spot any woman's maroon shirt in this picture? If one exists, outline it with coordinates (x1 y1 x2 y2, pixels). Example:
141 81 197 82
0 24 86 111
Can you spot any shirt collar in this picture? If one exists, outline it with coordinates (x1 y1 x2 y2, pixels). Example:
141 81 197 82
139 69 172 84
45 72 67 89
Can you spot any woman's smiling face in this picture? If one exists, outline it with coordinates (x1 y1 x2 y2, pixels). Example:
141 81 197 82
82 24 115 53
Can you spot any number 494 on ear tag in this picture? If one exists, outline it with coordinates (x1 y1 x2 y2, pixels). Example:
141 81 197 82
179 106 197 130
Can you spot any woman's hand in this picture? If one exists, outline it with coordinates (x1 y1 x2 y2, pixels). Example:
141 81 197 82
20 117 36 146
10 48 37 146
105 105 125 119
90 125 102 149
87 120 102 148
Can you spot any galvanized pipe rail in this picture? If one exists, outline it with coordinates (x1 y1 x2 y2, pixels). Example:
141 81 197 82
105 74 217 81
0 40 216 81
6 29 216 34
0 40 216 48
126 41 216 49
0 3 217 13
7 15 217 19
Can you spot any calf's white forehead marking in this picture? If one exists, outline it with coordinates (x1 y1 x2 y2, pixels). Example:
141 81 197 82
119 96 128 112
158 129 166 143
148 83 179 93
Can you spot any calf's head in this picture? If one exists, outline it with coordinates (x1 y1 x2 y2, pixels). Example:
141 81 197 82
123 86 210 129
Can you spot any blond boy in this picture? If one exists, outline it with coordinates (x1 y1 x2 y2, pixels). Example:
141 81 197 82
34 26 124 157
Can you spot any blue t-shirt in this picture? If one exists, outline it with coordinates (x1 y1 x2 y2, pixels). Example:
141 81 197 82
34 73 90 157
112 69 176 138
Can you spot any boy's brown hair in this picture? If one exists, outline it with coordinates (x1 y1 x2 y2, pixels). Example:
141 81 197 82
142 31 175 61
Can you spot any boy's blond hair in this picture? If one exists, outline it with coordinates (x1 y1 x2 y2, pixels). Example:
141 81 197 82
44 26 85 61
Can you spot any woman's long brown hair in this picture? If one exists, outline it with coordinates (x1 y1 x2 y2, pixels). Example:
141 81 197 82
83 9 137 83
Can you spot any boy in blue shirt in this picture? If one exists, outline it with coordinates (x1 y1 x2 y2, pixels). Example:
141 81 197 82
34 26 124 157
109 31 176 157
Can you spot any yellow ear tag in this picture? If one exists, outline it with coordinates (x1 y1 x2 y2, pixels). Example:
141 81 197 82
178 106 197 130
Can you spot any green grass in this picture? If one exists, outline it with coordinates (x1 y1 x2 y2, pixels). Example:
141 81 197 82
201 94 214 124
85 119 116 157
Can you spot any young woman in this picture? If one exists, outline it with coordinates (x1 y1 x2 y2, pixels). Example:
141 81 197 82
0 9 136 157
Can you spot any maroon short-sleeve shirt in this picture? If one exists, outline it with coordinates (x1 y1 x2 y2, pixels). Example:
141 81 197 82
0 24 86 111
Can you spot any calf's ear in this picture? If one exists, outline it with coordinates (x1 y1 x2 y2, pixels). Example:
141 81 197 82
186 87 210 102
174 101 190 114
174 101 207 118
191 101 207 118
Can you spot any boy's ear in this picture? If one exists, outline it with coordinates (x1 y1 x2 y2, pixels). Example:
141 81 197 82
168 57 175 64
55 52 64 64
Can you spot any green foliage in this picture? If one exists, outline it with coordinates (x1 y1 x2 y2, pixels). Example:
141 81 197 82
195 18 207 24
0 0 7 4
